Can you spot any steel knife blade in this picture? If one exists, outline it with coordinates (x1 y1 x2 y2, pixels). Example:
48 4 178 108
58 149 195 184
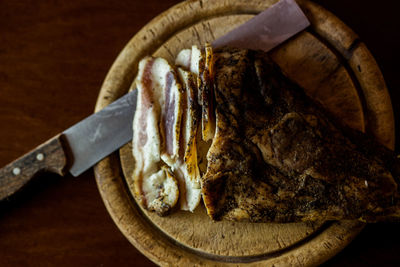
0 91 137 200
0 0 309 201
63 90 137 177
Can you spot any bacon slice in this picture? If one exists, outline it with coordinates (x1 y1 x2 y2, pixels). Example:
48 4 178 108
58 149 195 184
153 58 192 210
132 57 179 216
175 68 201 211
199 43 216 141
155 59 183 166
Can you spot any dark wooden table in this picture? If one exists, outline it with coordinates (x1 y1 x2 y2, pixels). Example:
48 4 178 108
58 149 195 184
0 0 399 266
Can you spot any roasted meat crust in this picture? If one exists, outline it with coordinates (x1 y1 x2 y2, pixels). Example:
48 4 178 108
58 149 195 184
201 47 400 222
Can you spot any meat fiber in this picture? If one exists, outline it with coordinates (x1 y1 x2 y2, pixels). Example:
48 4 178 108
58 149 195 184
201 47 400 222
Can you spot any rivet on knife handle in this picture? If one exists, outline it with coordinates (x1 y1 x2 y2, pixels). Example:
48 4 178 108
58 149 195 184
0 134 68 201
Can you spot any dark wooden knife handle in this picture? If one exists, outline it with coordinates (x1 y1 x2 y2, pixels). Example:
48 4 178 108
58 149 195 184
0 134 67 201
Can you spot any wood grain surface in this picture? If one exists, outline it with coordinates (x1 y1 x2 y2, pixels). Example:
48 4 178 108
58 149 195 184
0 134 67 201
0 0 399 266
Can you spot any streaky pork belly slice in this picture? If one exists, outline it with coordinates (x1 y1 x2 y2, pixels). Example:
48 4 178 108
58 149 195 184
148 58 184 166
175 68 201 211
132 57 179 216
152 58 197 211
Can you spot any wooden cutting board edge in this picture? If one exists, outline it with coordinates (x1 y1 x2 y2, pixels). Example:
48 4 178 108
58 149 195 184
93 0 395 266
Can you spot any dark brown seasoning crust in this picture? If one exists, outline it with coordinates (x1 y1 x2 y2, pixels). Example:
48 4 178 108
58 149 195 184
183 72 200 165
201 47 400 223
199 43 216 141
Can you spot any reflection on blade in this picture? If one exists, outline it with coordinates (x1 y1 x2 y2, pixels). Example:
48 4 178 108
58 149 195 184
212 0 310 52
63 90 137 176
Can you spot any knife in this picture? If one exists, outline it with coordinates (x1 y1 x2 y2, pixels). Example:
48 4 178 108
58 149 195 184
0 0 309 201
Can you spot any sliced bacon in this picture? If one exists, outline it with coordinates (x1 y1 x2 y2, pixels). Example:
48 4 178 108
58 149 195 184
199 43 216 142
132 45 215 215
151 59 183 166
132 57 179 215
133 57 160 175
175 68 201 211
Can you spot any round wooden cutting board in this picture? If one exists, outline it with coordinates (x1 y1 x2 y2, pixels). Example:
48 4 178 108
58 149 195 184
93 0 395 266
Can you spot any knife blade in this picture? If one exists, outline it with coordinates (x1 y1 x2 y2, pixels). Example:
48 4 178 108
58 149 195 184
212 0 310 51
0 0 309 201
63 90 137 177
0 91 137 200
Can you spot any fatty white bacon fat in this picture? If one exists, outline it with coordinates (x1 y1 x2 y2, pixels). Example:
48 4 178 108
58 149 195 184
175 45 202 75
175 49 191 70
132 57 179 216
